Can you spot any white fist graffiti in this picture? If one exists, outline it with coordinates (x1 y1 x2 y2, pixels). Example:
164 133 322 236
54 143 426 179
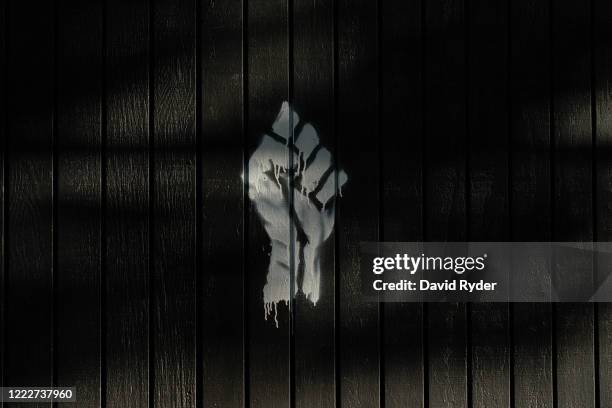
247 102 348 325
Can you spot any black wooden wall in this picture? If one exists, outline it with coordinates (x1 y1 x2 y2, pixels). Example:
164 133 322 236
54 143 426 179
1 0 611 407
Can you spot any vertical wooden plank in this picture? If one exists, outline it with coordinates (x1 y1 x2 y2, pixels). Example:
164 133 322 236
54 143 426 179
551 1 596 407
55 0 103 406
246 0 290 406
380 0 424 407
5 0 54 404
594 0 612 404
336 0 380 406
151 0 197 406
105 0 150 405
200 0 245 406
509 0 554 406
466 0 510 407
423 0 467 406
292 0 336 407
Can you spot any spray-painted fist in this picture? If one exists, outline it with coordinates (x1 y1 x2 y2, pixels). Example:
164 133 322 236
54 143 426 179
247 102 348 325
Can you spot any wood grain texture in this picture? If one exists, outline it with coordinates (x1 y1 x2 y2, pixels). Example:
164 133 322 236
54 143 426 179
509 0 554 405
246 0 291 407
200 0 245 406
424 0 467 406
105 0 150 405
55 0 103 406
466 0 510 407
336 0 380 406
5 1 54 406
552 0 596 407
594 0 612 404
292 0 336 406
151 0 197 406
380 0 424 406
